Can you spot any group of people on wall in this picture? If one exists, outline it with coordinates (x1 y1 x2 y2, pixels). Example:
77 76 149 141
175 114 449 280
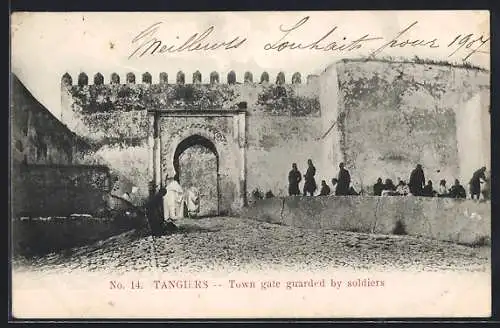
372 165 489 200
272 160 489 201
146 161 489 236
287 160 359 197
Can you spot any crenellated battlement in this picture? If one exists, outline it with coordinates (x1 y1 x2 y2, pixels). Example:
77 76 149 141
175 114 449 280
61 70 321 116
61 70 319 87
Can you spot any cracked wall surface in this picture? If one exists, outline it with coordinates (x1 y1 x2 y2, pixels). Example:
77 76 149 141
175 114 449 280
322 59 490 191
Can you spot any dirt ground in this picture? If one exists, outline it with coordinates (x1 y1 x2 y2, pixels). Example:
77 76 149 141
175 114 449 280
12 217 490 274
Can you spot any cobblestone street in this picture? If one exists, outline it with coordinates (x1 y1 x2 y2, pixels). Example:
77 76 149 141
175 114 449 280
13 217 490 274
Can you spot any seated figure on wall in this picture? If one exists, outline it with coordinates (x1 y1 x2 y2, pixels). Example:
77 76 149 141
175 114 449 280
331 178 338 196
422 180 437 197
437 179 449 197
252 188 264 201
347 186 360 196
395 180 410 196
265 190 275 199
448 179 467 199
381 179 398 196
319 180 331 196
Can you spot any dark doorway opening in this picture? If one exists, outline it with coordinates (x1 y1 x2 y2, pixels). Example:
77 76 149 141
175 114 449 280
173 135 220 217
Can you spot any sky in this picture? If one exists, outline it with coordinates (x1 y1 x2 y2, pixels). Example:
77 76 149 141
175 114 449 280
11 11 490 118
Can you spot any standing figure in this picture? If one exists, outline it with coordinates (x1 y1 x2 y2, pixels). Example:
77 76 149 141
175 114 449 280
288 163 302 196
409 164 425 196
335 162 351 196
319 180 331 196
303 159 317 196
469 166 487 200
164 174 185 221
373 178 384 196
482 170 491 200
185 186 200 219
144 187 167 236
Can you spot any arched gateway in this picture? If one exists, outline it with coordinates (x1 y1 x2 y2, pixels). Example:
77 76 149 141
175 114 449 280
148 109 247 215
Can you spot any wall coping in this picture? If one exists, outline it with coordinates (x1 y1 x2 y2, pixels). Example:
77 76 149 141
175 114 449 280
148 109 247 116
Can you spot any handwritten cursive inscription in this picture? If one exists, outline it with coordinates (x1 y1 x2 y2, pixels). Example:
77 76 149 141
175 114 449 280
447 33 490 61
128 17 489 63
369 21 489 61
128 22 247 59
263 16 383 52
369 21 440 58
263 16 488 62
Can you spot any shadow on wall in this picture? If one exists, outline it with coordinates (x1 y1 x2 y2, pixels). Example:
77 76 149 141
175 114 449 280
240 196 491 246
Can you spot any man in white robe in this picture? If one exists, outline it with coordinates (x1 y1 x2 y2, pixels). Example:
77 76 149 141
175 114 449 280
185 186 200 218
164 175 185 221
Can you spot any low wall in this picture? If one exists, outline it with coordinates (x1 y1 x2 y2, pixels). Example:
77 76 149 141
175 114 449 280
12 209 147 257
241 196 491 245
12 164 113 218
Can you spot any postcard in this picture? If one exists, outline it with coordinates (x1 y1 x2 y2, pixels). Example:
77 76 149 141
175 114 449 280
10 10 491 319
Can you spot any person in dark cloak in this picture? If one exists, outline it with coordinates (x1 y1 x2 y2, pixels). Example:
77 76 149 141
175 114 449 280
469 166 487 200
373 177 384 196
303 159 317 196
265 190 275 199
144 187 177 236
409 164 425 196
422 180 437 197
448 179 467 199
319 180 331 196
288 163 302 196
335 162 351 196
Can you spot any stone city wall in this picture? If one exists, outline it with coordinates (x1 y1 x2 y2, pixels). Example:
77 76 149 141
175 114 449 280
59 59 490 206
241 196 491 246
60 70 323 205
